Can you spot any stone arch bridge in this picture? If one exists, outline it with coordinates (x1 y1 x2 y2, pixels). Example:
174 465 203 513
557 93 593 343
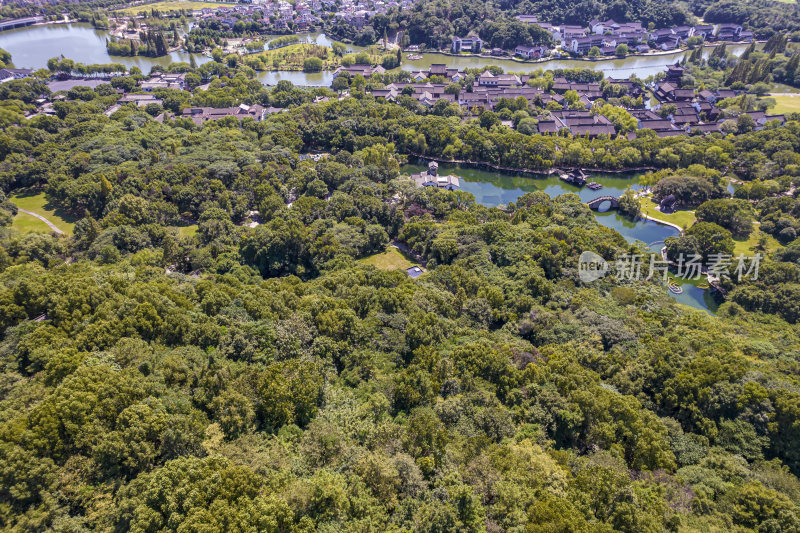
586 196 620 210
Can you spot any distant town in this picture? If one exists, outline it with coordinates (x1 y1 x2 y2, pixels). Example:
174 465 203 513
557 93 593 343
0 5 757 61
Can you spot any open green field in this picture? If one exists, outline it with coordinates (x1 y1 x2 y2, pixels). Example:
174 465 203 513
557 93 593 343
359 246 416 271
770 94 800 114
769 85 800 95
114 1 239 15
12 211 53 233
733 225 782 256
10 192 76 235
175 224 198 238
640 196 696 230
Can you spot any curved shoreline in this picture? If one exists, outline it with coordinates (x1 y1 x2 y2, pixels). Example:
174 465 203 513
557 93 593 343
404 153 687 235
638 211 685 233
23 21 758 68
404 152 657 176
403 39 762 67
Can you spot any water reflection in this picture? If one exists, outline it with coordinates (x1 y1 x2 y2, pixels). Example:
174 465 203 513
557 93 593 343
398 43 751 79
666 274 721 313
401 163 716 313
402 163 648 205
0 22 751 85
0 23 213 69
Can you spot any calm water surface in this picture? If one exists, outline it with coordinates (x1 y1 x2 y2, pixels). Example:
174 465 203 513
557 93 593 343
0 23 212 69
401 163 716 312
0 23 751 84
400 43 752 78
0 23 718 310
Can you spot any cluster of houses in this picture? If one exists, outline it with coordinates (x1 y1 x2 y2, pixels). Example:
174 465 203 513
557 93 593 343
329 0 415 31
179 103 282 125
366 63 785 138
448 19 755 59
140 72 188 91
10 67 288 125
367 63 644 110
333 64 388 78
643 64 784 136
193 1 320 32
190 0 414 33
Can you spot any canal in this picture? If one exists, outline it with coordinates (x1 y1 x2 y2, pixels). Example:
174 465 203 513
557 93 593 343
0 22 751 86
401 163 719 313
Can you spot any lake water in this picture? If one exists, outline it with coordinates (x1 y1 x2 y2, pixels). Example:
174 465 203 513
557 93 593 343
0 24 361 85
0 22 751 85
0 23 212 70
401 163 717 313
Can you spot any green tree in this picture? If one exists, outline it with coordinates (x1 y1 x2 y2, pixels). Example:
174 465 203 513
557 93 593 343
685 221 735 261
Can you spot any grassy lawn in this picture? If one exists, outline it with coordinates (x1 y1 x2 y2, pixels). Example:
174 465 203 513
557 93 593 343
359 246 416 271
10 191 76 235
176 224 198 238
114 1 238 15
639 197 696 230
770 94 800 114
768 84 800 94
12 211 53 233
733 226 782 256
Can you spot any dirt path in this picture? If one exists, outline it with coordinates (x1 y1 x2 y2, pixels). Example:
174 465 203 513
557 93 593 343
16 207 64 234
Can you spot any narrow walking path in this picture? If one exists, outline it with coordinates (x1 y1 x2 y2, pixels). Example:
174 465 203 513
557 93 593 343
638 212 686 233
16 207 64 234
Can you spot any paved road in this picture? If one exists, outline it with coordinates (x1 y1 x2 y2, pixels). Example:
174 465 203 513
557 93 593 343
16 207 64 234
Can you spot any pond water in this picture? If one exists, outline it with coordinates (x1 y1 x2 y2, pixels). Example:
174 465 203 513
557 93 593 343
666 274 721 313
0 23 213 70
401 163 717 313
0 22 751 85
0 23 360 85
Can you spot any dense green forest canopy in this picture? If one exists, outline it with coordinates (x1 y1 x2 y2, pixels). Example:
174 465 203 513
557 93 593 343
1 57 800 532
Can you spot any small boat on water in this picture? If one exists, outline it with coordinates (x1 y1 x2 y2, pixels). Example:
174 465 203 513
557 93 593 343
587 182 603 190
668 281 683 294
406 53 423 60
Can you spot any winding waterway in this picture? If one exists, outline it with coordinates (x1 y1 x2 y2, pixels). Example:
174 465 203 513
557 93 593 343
0 23 722 311
399 43 751 79
0 22 751 87
401 163 719 313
